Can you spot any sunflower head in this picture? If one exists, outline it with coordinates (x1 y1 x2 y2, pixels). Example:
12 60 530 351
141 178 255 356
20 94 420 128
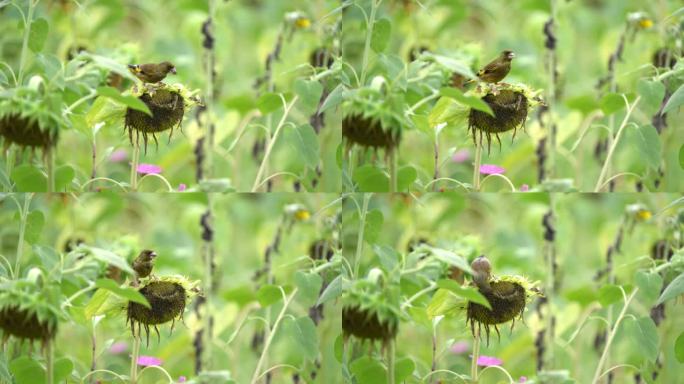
342 84 407 150
342 272 401 344
0 85 64 150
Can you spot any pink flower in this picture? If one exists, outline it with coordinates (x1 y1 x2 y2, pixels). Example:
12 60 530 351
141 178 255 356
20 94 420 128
109 149 127 163
109 342 127 354
479 164 505 175
137 356 162 366
136 164 162 175
451 149 470 163
450 341 469 354
519 377 528 383
520 184 529 192
178 183 187 192
477 355 502 366
178 376 187 383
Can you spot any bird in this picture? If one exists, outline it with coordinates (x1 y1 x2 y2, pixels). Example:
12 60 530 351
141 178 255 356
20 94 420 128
132 249 157 285
471 255 493 293
127 62 176 83
469 50 515 84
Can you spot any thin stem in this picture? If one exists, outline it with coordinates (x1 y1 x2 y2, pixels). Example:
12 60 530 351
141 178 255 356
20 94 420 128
5 147 16 191
46 147 55 193
472 140 482 191
17 0 37 85
46 338 54 384
360 0 381 85
594 96 641 192
130 143 140 191
389 150 397 192
470 327 480 383
591 288 639 384
387 339 395 384
130 335 141 384
251 95 299 192
14 193 32 279
353 193 372 278
250 288 298 384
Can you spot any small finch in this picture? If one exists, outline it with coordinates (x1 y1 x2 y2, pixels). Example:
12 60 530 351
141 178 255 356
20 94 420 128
132 249 157 282
469 50 515 84
127 62 176 83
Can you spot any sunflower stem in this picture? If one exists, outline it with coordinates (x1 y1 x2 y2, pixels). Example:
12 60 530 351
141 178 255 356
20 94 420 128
387 339 395 384
130 335 140 384
5 147 16 191
130 143 140 191
360 0 381 85
17 0 37 86
470 327 480 383
353 193 372 278
389 150 397 192
46 147 55 193
14 193 32 279
46 338 54 384
472 139 482 191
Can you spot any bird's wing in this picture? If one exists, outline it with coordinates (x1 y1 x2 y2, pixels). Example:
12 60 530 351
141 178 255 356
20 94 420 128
478 61 502 76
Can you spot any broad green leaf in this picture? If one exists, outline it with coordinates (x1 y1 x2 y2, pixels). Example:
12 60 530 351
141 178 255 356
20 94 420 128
370 18 391 53
429 54 476 79
598 284 622 307
283 316 318 361
350 356 386 383
624 316 659 362
54 165 75 192
28 18 49 53
84 288 111 318
397 166 417 191
600 93 626 115
293 79 323 115
636 79 665 115
426 246 474 275
10 356 45 384
564 286 598 307
85 246 135 275
256 284 282 307
679 144 684 170
222 285 257 307
394 358 416 383
317 274 341 306
353 164 389 191
437 279 491 309
657 272 684 305
373 244 399 272
256 92 282 114
635 270 663 305
627 124 661 170
285 123 319 169
294 271 322 308
11 164 47 192
364 209 384 244
440 87 494 116
426 289 464 318
319 83 344 113
54 357 73 383
95 279 150 308
24 210 45 244
663 83 684 114
96 87 151 116
675 332 684 363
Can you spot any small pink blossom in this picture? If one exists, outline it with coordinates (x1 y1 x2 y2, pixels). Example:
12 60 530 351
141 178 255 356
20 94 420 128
519 377 528 383
137 356 162 366
451 149 470 163
520 184 529 192
479 164 505 175
178 376 187 383
136 164 162 175
477 355 503 366
109 149 127 163
450 341 469 354
109 342 127 354
178 183 187 192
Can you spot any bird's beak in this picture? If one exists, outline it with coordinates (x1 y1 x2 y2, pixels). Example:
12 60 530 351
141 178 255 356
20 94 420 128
149 251 157 258
509 52 516 59
127 64 137 71
170 67 177 74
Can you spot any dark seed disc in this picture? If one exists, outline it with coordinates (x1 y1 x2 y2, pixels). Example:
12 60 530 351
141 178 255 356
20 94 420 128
342 306 397 341
0 306 56 341
0 114 56 148
342 114 400 149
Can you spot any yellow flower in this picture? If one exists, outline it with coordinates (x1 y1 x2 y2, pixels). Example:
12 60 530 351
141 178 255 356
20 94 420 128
294 17 311 29
635 209 652 222
638 18 653 29
294 209 311 221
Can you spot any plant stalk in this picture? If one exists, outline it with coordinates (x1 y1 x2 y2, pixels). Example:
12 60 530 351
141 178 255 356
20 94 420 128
46 147 55 193
46 338 54 384
472 138 482 191
130 143 140 191
353 193 372 278
14 193 32 279
387 339 395 384
388 149 397 193
360 0 381 85
17 0 37 85
130 335 141 384
471 327 480 383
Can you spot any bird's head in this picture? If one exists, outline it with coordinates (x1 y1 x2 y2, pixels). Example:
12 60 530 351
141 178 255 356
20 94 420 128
127 64 140 74
140 249 157 261
471 255 492 291
160 61 177 74
502 50 516 61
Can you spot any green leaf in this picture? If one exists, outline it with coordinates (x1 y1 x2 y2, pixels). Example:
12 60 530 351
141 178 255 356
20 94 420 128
84 288 111 319
285 123 319 169
85 246 135 275
373 244 399 272
598 284 622 307
662 83 684 114
10 356 45 384
440 87 494 116
627 124 661 170
256 284 282 307
28 18 49 53
293 79 323 115
256 92 282 115
600 93 626 115
364 209 384 244
675 332 684 363
294 271 322 308
426 288 465 318
54 357 73 383
397 166 417 191
95 279 150 308
222 285 257 307
370 18 392 53
319 84 344 113
11 164 47 192
54 165 75 192
353 164 389 192
0 351 12 384
636 79 665 115
564 286 598 307
624 316 659 362
680 144 684 170
350 356 386 383
317 274 341 306
394 357 416 383
436 279 491 309
24 210 45 244
283 316 318 361
426 246 474 275
635 270 663 306
429 54 476 79
96 87 151 116
657 272 684 305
